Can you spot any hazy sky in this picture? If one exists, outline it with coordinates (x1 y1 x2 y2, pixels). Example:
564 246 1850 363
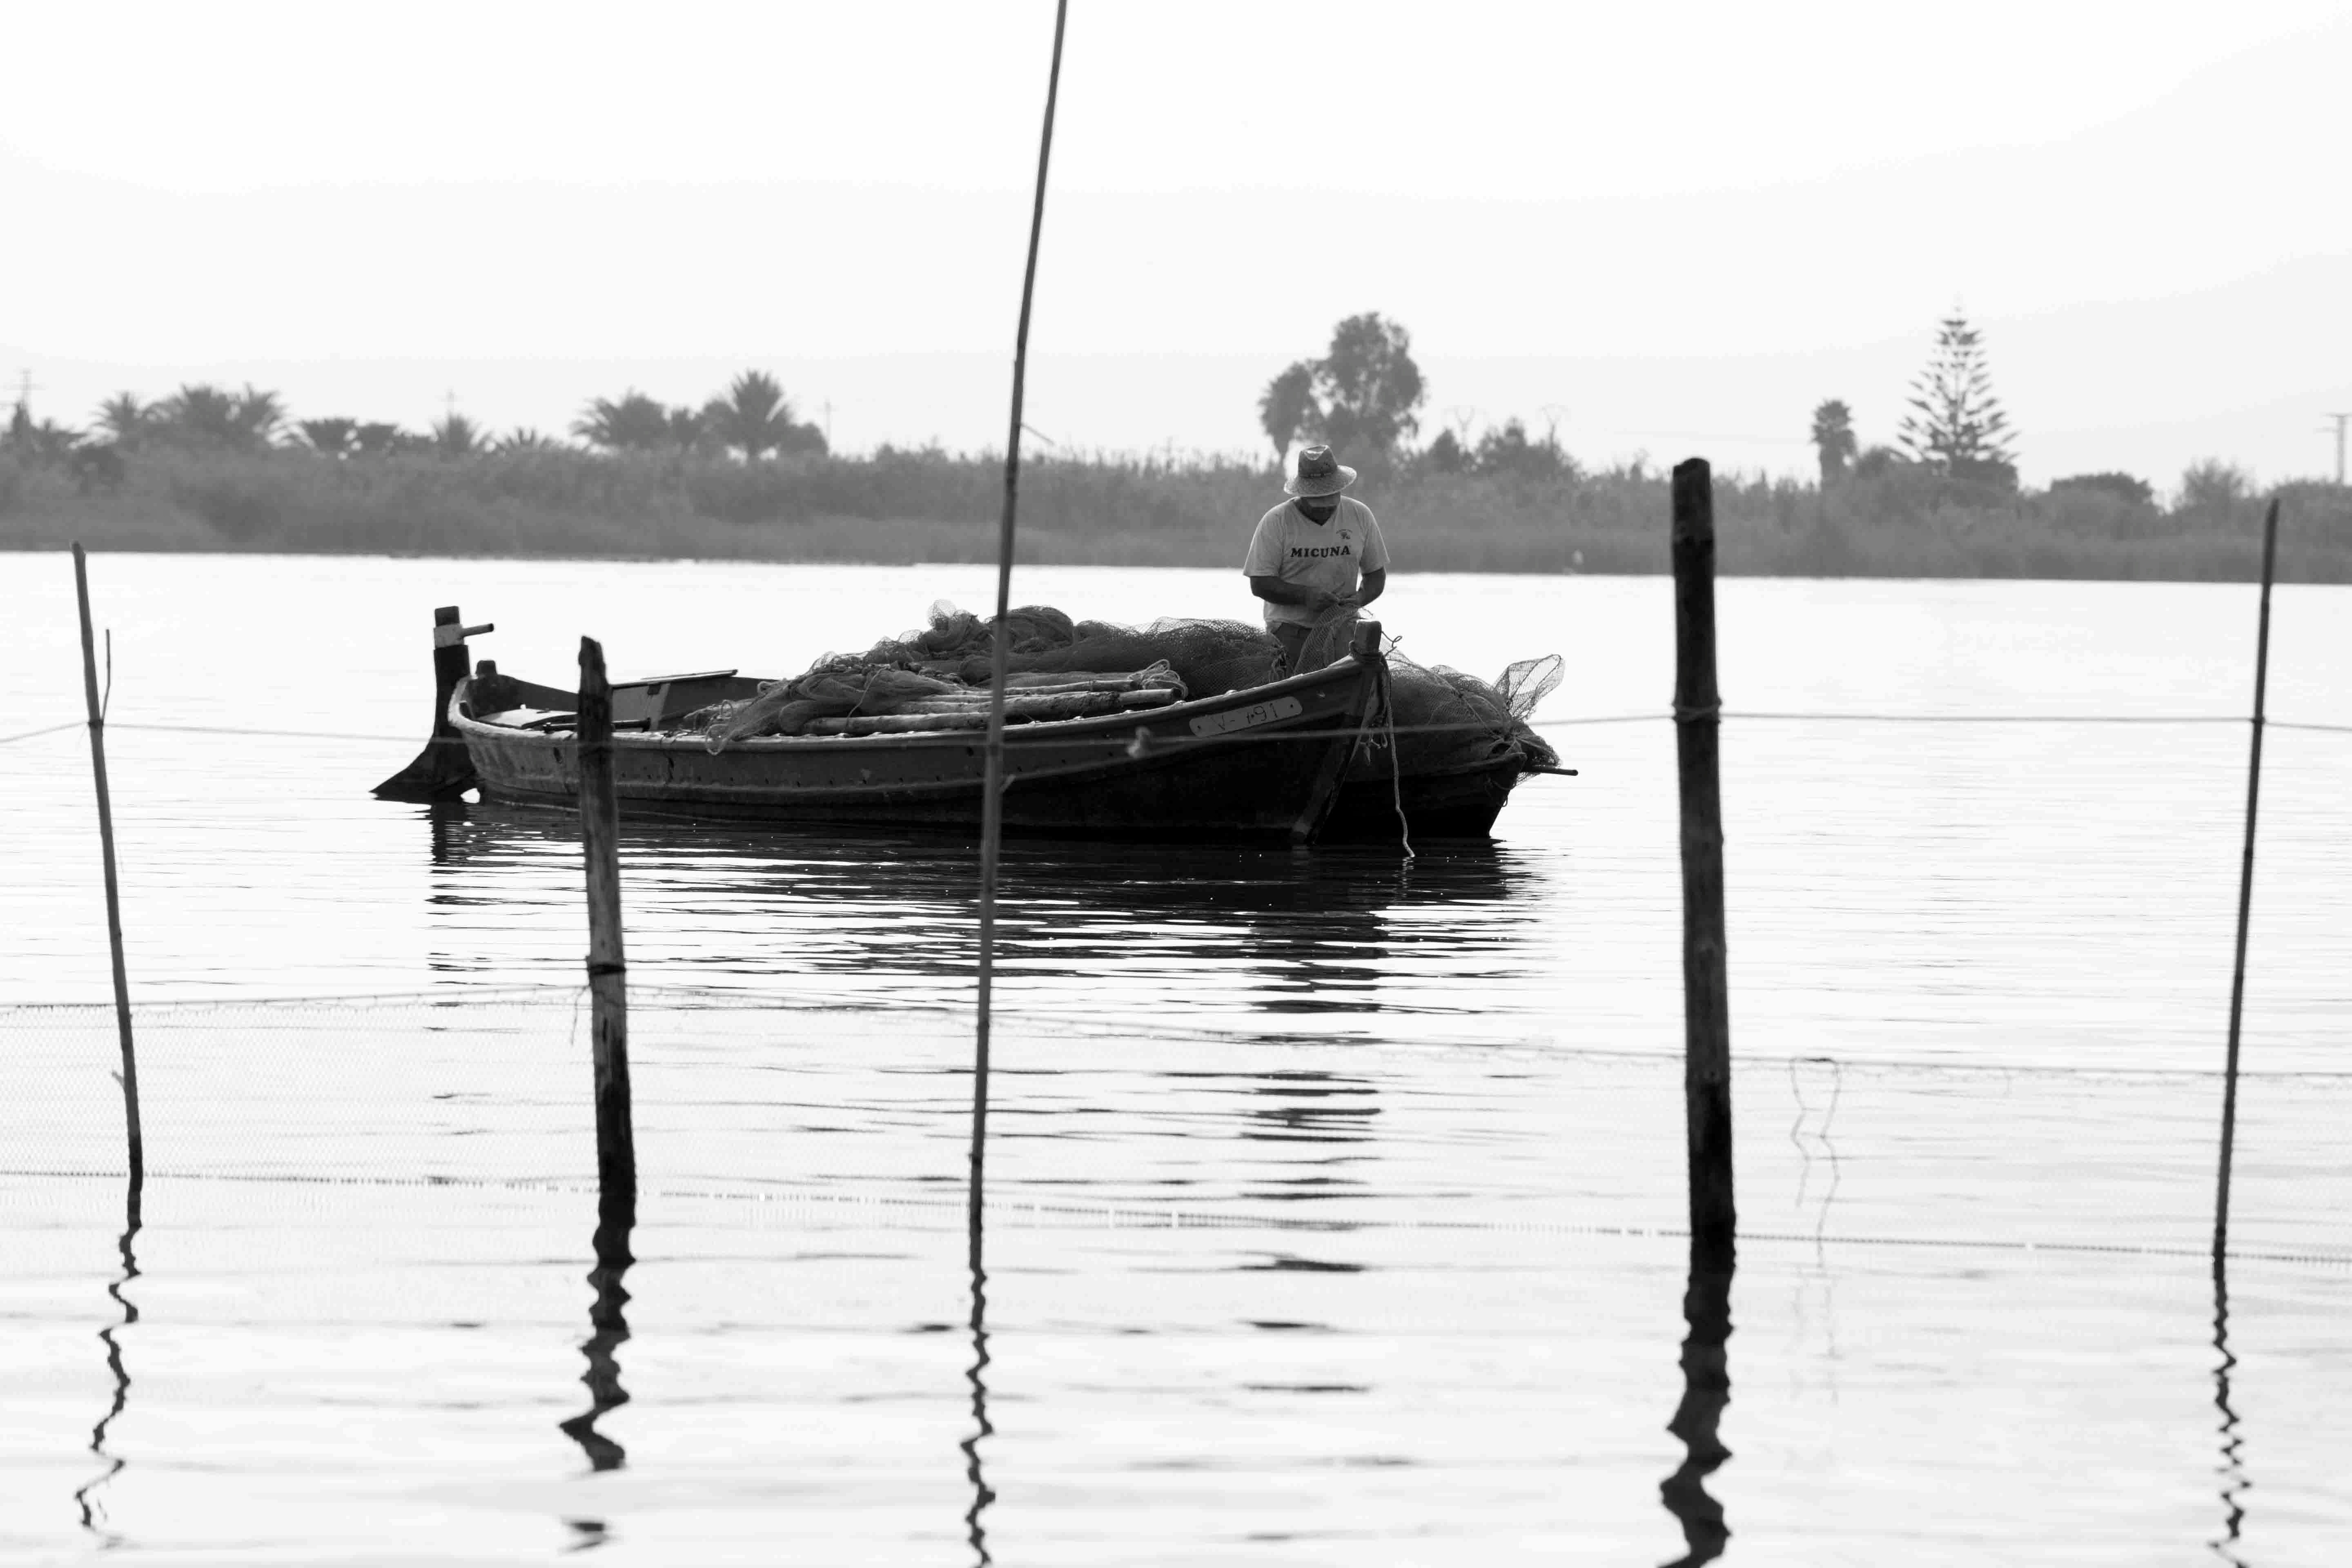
3 0 2348 483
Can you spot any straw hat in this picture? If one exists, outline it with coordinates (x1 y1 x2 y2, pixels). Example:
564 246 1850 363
1283 443 1357 498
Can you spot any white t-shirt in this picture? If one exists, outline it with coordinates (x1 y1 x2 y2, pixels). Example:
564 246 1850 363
1241 496 1391 629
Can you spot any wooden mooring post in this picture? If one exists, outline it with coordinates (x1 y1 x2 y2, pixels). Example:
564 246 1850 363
1661 459 1737 1560
1670 460 1735 1264
577 637 636 1205
2214 496 2281 1261
72 545 143 1190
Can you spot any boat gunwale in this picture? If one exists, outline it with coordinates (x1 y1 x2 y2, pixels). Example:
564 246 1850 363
449 655 1374 754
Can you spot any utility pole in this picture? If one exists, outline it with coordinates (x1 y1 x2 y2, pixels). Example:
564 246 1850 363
1539 403 1569 448
6 369 38 447
2323 412 2350 486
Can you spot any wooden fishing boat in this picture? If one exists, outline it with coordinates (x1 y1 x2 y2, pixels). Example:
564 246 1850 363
374 608 1385 842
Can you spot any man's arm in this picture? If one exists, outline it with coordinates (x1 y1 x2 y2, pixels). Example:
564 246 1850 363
1251 574 1334 611
1351 568 1385 609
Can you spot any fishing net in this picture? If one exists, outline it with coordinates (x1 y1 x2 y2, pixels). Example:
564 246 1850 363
693 601 1561 776
1285 606 1563 778
699 664 967 746
916 605 1287 699
1374 652 1564 778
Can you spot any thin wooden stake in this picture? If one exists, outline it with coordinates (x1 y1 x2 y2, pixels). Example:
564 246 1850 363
1670 461 1734 1267
577 637 635 1203
2214 496 2280 1262
972 0 1069 1239
73 544 142 1189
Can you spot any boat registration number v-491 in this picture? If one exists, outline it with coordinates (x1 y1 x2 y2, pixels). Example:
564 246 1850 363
1189 695 1303 737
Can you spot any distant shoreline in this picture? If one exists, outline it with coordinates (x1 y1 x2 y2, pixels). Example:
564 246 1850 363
5 447 2347 583
9 531 2342 585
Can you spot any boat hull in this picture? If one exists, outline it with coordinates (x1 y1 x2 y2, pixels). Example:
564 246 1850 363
1323 759 1527 842
452 657 1376 842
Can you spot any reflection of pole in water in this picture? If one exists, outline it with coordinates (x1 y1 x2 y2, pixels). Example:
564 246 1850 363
425 800 468 871
2209 1254 2250 1566
1659 1252 1734 1566
962 1204 996 1567
558 1198 635 1477
1785 1058 1843 1405
1786 1057 1842 1229
75 1177 142 1543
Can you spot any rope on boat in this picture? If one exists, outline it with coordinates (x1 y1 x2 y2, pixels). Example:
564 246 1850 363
1377 660 1415 862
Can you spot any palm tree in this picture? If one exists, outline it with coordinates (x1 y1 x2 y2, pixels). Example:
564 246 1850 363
153 383 243 446
665 405 710 453
701 370 800 461
572 391 670 452
431 412 486 458
94 393 149 448
352 422 405 457
497 427 560 454
1809 400 1857 487
152 383 284 450
232 385 285 447
298 417 359 457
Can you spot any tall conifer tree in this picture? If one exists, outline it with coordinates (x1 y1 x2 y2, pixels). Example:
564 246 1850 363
1898 312 2014 478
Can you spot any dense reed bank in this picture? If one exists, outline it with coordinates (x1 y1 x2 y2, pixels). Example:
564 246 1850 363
4 446 2347 581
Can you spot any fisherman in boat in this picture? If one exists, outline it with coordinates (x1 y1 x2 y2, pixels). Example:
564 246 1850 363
1243 443 1390 672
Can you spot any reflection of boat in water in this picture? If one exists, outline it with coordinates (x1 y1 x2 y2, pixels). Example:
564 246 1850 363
418 802 1534 1018
379 609 1383 844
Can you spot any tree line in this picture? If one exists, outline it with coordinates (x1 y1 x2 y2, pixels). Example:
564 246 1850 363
1251 308 2038 490
0 370 828 474
1257 307 2314 512
1806 312 2019 492
6 311 2324 516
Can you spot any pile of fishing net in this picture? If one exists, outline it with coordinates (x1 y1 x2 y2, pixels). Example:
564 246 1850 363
888 603 1295 697
692 657 1188 745
1373 646 1564 780
693 601 1561 777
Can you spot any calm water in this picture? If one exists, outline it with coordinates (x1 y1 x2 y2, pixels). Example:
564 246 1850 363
2 555 2349 1564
